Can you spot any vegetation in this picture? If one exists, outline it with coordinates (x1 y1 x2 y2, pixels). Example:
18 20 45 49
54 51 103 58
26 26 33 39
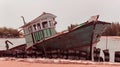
102 22 120 36
0 27 23 38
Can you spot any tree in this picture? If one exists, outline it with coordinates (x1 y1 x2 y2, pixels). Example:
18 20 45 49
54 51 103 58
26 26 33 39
0 27 23 38
102 22 120 36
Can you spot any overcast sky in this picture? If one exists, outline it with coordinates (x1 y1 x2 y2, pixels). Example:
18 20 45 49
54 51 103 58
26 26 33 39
0 0 120 31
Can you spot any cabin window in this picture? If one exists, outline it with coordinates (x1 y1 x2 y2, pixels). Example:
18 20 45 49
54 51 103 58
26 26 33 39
53 18 55 20
28 27 30 33
37 23 41 30
49 21 52 26
42 21 48 28
28 26 32 33
33 24 37 31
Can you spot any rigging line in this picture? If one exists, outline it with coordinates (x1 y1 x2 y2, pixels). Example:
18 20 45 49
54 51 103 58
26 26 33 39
106 34 108 50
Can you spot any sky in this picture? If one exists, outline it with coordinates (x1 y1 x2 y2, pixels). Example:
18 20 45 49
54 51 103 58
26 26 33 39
0 0 120 32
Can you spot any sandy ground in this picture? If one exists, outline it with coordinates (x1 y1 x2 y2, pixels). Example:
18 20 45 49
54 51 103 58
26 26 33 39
0 61 120 67
0 58 120 67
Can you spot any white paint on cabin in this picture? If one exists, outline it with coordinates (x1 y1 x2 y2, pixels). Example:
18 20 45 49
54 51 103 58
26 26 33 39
21 12 57 35
20 12 57 48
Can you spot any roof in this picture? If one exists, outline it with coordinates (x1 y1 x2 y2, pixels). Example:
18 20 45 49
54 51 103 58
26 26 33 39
20 12 57 28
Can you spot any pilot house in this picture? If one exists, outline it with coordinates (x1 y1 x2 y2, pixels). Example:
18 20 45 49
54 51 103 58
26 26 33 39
21 12 57 48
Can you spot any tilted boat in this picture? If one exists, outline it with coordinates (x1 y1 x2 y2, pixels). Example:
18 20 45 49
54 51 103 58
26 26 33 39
0 12 111 60
19 12 110 60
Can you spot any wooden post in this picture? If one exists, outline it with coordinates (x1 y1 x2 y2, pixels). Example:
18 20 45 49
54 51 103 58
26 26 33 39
89 21 96 61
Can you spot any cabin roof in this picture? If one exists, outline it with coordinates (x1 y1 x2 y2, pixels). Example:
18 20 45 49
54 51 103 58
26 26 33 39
20 12 56 28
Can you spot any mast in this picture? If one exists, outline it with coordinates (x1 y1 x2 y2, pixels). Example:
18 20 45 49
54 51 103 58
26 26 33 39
21 16 26 25
106 33 108 49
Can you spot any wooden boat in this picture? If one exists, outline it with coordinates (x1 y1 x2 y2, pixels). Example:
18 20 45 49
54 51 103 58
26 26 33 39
19 12 110 60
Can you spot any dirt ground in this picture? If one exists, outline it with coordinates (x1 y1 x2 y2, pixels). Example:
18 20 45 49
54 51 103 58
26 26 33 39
0 60 120 67
0 58 120 67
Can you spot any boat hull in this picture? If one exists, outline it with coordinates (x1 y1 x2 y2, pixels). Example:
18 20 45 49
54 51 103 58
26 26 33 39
0 21 109 59
27 21 110 52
